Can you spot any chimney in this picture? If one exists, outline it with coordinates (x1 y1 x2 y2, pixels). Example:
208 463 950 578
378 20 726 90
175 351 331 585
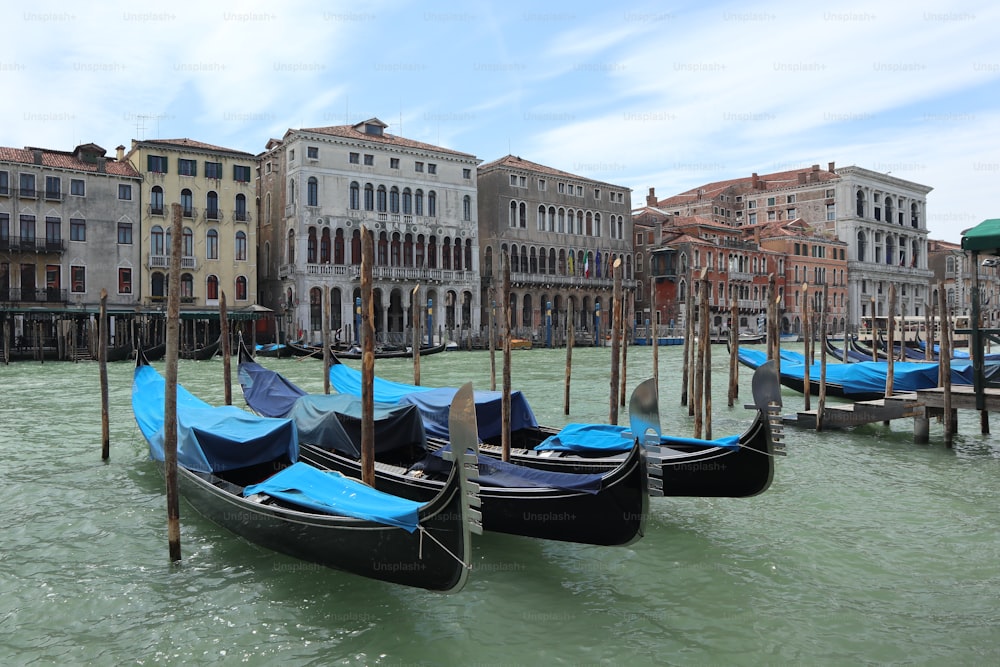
798 172 807 185
32 150 42 165
828 161 836 172
97 159 106 174
811 164 819 172
646 187 657 206
116 145 125 161
751 172 760 189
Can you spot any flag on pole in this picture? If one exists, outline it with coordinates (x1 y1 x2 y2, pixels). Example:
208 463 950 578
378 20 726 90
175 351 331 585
585 252 590 278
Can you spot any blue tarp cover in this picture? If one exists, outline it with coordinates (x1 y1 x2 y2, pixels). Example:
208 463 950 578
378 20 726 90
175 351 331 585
535 422 739 452
417 446 604 493
330 362 539 440
243 462 421 532
240 359 427 457
736 348 978 395
132 364 299 474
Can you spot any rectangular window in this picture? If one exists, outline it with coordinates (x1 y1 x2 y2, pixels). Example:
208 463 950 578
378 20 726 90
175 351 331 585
390 158 400 169
558 182 565 194
519 176 526 187
767 211 776 221
20 215 35 240
766 196 776 206
787 194 796 204
147 155 167 173
636 232 643 246
204 161 222 179
19 173 36 197
747 200 756 209
307 146 319 159
787 208 796 219
349 152 360 164
233 165 251 182
826 204 836 221
576 185 583 196
415 161 424 172
70 179 85 196
595 188 601 200
463 168 471 179
427 163 437 174
117 221 133 244
118 268 132 294
0 171 8 196
70 218 86 241
118 184 132 200
178 159 197 176
538 178 545 191
826 189 835 197
45 176 61 200
509 174 516 185
71 265 86 293
363 154 374 166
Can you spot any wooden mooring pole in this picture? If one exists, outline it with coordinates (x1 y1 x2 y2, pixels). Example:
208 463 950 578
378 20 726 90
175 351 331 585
360 226 376 485
501 251 512 461
411 285 420 387
99 289 110 460
817 284 829 431
609 258 623 426
220 291 232 405
803 283 811 412
165 203 183 562
938 281 954 447
728 298 738 408
564 301 573 416
684 278 694 412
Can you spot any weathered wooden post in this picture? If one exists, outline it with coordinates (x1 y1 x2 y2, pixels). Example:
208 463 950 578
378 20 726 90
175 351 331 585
609 258 623 425
99 289 110 459
885 284 896 404
803 283 811 412
411 285 420 387
564 301 574 416
694 268 708 438
683 278 694 411
938 281 953 446
501 251 512 461
702 275 712 440
360 226 376 485
651 278 660 396
489 292 496 391
220 291 232 405
817 283 829 431
323 286 331 394
728 297 738 407
164 202 183 562
619 291 630 408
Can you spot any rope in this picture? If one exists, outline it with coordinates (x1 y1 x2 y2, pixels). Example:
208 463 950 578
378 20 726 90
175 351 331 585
417 526 472 570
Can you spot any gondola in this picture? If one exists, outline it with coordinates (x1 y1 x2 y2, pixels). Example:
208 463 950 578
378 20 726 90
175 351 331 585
328 353 785 498
131 347 479 592
180 337 220 361
105 343 135 362
334 341 448 360
255 342 294 358
825 337 869 363
141 341 167 362
238 341 648 546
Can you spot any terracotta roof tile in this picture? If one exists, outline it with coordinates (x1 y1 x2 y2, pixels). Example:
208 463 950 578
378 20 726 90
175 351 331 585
656 165 841 208
478 154 629 189
296 121 477 159
0 145 140 177
140 138 255 157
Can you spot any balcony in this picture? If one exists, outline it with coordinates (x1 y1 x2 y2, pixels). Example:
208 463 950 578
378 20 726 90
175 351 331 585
0 235 64 253
0 287 67 303
0 184 9 197
204 208 221 222
148 204 165 217
285 203 296 217
148 254 198 270
234 210 252 223
19 188 39 200
44 190 64 202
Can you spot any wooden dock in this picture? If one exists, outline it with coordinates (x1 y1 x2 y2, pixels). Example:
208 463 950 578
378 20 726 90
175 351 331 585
784 385 1000 443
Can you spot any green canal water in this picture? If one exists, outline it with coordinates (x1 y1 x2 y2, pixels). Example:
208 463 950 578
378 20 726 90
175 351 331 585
1 345 999 666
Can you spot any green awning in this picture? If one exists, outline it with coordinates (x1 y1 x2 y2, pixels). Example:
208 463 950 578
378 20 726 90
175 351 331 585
961 218 1000 254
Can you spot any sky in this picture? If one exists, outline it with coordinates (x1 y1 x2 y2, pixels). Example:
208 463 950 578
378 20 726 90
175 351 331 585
2 0 998 243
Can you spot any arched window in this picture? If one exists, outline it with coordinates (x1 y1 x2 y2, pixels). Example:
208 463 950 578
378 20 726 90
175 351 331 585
321 228 331 263
577 210 584 235
390 232 401 266
307 227 317 263
206 229 218 260
288 179 295 203
334 229 345 264
349 182 360 210
307 177 318 206
151 271 166 298
151 225 164 255
181 189 193 217
509 200 517 227
351 229 361 265
182 227 193 257
856 189 865 217
310 287 323 331
857 230 867 262
594 212 601 237
150 186 164 215
206 275 219 300
454 238 463 270
463 195 472 222
364 183 374 211
235 193 247 221
428 191 437 217
235 276 247 301
235 230 247 261
415 189 424 216
287 229 295 264
376 185 387 212
465 239 473 272
427 235 437 268
402 188 412 214
206 191 219 219
558 208 565 233
389 187 400 213
377 231 388 265
519 202 526 228
443 238 453 270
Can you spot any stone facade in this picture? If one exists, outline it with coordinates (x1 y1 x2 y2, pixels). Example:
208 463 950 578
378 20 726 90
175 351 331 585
257 118 481 344
477 155 633 340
